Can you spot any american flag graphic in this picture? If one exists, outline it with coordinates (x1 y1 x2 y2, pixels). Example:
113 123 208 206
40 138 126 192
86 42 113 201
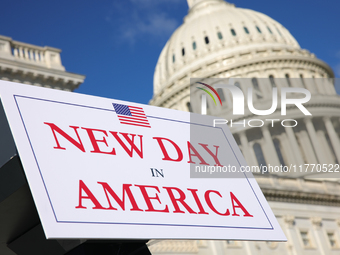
113 103 151 128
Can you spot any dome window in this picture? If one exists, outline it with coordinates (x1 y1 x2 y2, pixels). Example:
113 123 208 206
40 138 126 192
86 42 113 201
269 75 276 87
253 143 267 173
243 27 249 34
285 74 291 87
274 138 286 167
186 102 192 112
192 41 197 50
230 29 236 36
300 74 306 88
252 78 262 99
235 82 242 91
276 28 282 35
172 54 175 63
216 88 225 102
182 48 185 56
204 36 209 44
267 26 273 34
217 32 223 40
256 26 262 33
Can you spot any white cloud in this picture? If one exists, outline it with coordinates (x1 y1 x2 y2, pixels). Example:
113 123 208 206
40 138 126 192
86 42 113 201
135 13 177 37
107 0 181 45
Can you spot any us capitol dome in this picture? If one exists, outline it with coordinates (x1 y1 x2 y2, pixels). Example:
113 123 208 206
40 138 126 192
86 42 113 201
149 0 340 254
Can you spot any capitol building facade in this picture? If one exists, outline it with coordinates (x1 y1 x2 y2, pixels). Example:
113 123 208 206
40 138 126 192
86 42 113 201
149 0 340 254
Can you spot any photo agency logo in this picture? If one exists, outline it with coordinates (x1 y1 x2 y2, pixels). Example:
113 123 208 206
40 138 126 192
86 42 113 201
196 79 312 128
196 82 223 114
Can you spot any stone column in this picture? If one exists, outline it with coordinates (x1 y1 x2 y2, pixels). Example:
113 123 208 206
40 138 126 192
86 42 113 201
285 123 304 166
314 76 324 95
239 131 255 166
321 77 333 95
324 117 340 163
261 124 281 166
296 130 318 164
311 217 326 255
283 215 298 255
328 78 337 94
323 78 333 95
304 118 327 163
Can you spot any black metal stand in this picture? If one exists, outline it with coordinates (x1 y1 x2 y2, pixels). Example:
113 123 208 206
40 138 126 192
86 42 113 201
65 240 151 255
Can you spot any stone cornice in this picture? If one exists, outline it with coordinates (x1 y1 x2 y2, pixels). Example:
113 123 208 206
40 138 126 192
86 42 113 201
262 188 340 207
150 54 333 107
0 58 85 83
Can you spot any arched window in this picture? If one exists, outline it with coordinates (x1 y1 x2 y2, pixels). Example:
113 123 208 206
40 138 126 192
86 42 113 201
300 74 306 88
269 75 276 87
256 26 262 33
217 88 225 102
252 78 262 99
204 36 209 44
276 27 282 36
273 138 286 167
253 143 267 173
182 48 185 56
217 32 223 40
186 102 192 112
172 54 175 63
267 26 273 34
192 41 197 50
235 82 242 91
285 73 291 87
230 29 236 36
244 27 249 34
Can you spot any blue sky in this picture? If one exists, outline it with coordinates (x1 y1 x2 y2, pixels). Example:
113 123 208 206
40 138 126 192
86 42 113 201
1 0 339 104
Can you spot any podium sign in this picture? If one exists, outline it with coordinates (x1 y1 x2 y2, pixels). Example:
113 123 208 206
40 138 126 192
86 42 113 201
0 81 286 241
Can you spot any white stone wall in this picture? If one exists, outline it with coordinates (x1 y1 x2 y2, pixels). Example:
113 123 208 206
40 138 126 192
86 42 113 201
0 35 85 91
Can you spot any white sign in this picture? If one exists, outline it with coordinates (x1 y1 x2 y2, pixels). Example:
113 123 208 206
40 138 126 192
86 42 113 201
0 81 286 241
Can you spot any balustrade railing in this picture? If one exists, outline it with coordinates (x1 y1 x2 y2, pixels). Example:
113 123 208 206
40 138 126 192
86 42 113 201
0 35 63 70
12 45 46 63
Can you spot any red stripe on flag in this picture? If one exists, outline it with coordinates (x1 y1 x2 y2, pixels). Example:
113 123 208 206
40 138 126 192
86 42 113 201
118 116 149 122
118 118 150 125
120 122 151 128
129 106 143 110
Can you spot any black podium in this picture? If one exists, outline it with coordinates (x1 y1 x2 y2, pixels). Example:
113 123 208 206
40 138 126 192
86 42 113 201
0 100 151 255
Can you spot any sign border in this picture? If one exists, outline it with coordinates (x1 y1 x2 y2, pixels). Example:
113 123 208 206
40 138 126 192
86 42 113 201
14 94 274 231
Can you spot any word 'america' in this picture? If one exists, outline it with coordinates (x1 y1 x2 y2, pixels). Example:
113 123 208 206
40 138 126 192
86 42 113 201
76 181 253 217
